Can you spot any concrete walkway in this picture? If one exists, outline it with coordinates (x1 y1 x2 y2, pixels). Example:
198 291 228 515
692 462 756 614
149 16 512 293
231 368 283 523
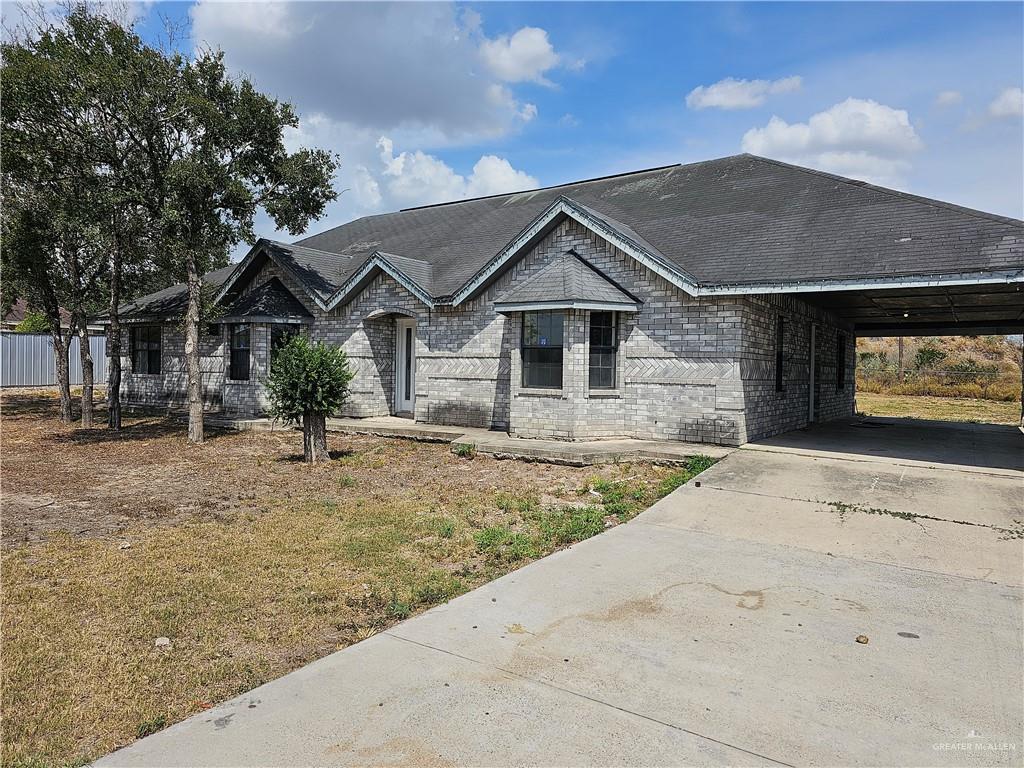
98 418 1023 767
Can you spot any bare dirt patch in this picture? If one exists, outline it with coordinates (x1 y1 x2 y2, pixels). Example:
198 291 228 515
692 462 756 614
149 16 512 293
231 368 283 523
1 392 711 766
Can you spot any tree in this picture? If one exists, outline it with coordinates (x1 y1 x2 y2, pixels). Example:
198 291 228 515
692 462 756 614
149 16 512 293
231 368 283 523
265 336 353 463
913 343 947 370
12 310 51 334
1 6 160 428
1 7 337 439
150 50 338 444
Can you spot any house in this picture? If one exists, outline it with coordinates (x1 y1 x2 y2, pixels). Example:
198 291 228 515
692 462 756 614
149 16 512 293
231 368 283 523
109 154 1024 445
1 298 104 333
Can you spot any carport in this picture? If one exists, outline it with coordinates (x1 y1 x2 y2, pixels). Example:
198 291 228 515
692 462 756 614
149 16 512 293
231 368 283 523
799 278 1024 425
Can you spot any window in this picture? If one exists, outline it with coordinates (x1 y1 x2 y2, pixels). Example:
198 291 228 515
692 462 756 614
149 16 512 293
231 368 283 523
589 312 618 389
270 326 297 372
775 316 785 392
837 333 847 390
131 325 161 374
522 311 564 388
229 324 250 381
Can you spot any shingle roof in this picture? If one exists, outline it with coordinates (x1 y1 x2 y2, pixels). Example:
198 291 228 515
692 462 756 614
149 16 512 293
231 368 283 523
495 251 640 309
114 265 238 320
297 153 1022 296
220 278 313 322
119 154 1023 318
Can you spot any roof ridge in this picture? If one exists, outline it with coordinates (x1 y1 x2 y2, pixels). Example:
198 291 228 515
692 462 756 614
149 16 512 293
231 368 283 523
397 163 685 213
744 154 1024 227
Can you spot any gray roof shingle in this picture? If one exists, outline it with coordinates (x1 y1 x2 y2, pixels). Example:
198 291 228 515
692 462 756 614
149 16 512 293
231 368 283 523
119 154 1023 317
298 153 1022 296
220 278 313 322
495 251 640 308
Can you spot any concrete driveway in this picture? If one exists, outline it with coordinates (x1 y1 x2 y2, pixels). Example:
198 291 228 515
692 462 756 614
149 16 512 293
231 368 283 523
98 417 1023 767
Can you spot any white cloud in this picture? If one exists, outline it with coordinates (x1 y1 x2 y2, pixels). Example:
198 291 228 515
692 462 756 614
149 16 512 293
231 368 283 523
558 113 580 128
190 1 539 142
686 76 802 110
988 87 1024 118
741 97 923 185
479 26 560 85
377 137 538 207
935 90 962 107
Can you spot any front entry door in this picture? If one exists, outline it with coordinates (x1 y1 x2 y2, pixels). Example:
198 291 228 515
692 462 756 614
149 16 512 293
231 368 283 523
395 318 416 414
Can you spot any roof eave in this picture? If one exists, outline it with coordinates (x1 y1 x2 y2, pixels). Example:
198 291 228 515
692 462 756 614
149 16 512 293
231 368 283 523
494 299 642 314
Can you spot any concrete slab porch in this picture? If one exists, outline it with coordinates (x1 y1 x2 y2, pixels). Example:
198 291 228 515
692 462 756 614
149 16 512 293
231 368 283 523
204 413 734 466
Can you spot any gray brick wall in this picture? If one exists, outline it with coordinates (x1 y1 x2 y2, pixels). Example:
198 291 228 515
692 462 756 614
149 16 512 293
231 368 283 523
120 219 856 445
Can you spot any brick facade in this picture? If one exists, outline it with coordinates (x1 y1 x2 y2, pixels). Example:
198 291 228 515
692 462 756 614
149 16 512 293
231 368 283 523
120 219 855 445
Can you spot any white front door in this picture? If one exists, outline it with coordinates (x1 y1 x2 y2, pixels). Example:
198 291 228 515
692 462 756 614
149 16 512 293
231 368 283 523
395 318 416 414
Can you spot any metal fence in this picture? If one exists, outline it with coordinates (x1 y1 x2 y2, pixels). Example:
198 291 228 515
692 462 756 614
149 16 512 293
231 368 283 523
0 331 107 387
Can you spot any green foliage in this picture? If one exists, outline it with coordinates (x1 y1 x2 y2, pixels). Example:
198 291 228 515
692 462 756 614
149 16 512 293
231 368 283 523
656 455 717 498
136 715 167 739
495 492 539 515
913 343 947 370
534 506 606 547
264 335 353 423
12 310 50 334
452 442 476 459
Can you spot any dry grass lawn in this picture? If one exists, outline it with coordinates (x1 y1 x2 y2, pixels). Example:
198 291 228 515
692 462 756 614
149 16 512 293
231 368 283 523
0 392 709 767
856 391 1021 425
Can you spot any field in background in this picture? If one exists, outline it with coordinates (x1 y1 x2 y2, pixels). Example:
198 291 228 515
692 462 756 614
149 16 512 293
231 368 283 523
856 335 1021 402
0 391 713 767
856 392 1020 425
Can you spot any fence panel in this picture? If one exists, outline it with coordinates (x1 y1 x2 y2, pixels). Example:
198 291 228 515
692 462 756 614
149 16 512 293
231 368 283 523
0 332 107 387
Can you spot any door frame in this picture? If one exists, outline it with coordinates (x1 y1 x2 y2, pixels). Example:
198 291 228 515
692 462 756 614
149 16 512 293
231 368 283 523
394 318 416 414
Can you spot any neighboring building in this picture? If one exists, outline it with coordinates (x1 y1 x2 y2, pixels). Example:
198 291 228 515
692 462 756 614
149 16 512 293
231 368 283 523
107 154 1024 446
1 298 104 333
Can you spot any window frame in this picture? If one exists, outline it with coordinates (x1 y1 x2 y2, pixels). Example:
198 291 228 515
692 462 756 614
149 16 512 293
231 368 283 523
588 311 619 390
131 325 162 375
775 316 786 393
229 323 251 382
521 310 565 390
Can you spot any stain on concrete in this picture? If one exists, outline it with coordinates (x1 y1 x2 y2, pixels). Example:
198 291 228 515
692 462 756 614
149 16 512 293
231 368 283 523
213 713 234 730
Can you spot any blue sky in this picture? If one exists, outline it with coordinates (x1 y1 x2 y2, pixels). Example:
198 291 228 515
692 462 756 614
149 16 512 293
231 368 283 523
106 2 1024 247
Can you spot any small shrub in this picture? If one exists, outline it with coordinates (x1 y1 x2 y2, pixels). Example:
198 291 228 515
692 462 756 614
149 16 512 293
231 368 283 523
337 473 356 489
452 442 476 459
136 714 167 739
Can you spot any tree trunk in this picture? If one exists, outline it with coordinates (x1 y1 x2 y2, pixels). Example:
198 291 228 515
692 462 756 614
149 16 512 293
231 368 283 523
107 246 123 430
184 254 204 444
50 320 73 424
78 322 94 427
302 411 329 463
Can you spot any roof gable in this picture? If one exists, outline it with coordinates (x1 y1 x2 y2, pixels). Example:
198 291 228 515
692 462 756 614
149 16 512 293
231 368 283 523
220 278 314 323
494 251 641 312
